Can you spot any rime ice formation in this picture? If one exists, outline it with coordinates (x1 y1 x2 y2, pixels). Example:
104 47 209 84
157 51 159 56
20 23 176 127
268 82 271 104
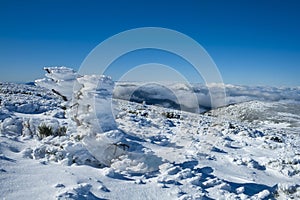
36 67 120 166
35 67 117 134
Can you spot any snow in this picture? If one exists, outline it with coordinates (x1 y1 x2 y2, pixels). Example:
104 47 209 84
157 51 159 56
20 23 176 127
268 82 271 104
1 67 300 199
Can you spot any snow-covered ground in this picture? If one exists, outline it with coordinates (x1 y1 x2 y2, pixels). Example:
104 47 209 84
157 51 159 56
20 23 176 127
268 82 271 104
1 67 299 199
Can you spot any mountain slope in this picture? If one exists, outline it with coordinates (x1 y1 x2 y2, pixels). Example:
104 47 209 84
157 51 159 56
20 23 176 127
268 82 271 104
0 69 300 199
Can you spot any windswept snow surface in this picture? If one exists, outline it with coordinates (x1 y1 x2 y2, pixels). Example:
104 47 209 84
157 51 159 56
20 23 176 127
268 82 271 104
1 67 300 199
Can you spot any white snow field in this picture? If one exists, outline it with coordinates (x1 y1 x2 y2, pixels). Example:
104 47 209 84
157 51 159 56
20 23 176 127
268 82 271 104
0 67 300 199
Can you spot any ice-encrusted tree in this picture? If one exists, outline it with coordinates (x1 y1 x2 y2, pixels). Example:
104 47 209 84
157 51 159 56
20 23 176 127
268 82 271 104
35 67 125 166
36 67 117 133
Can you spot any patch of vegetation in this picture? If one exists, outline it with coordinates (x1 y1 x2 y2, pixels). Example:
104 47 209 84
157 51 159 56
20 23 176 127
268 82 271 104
56 126 67 136
270 136 283 143
162 112 180 119
38 124 53 138
38 124 67 139
128 110 149 117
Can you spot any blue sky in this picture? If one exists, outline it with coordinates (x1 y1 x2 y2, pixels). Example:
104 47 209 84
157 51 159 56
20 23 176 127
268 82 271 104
0 0 299 86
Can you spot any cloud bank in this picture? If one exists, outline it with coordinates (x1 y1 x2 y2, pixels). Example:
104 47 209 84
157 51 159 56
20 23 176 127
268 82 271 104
113 82 300 113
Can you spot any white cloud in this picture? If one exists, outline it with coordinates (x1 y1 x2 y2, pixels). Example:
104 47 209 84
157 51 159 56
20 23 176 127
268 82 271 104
113 82 300 113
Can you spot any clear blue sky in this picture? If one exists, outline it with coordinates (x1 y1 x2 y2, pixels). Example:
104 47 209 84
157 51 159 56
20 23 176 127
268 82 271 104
0 0 299 86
